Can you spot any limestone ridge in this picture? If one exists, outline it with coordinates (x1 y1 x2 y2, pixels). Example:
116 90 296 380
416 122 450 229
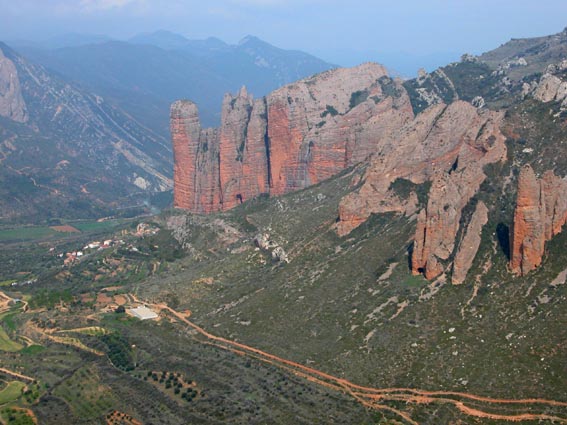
0 42 173 220
172 63 402 213
510 165 567 276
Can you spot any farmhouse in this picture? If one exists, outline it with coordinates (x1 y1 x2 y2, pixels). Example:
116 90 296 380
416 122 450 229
128 305 158 320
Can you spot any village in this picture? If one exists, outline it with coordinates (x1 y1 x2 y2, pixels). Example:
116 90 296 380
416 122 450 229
54 222 159 266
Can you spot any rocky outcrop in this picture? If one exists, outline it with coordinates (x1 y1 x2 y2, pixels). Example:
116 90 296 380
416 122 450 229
510 165 567 275
254 233 289 263
337 102 506 233
0 47 27 123
523 61 567 112
337 100 506 280
172 63 414 213
532 74 565 103
452 201 489 285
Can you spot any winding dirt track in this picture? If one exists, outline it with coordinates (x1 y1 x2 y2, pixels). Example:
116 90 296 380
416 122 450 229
0 368 34 382
138 297 567 424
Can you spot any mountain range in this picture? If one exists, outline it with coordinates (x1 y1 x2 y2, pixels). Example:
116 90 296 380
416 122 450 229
14 31 335 133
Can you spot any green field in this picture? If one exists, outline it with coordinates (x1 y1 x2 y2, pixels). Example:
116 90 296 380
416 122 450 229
0 381 25 404
20 345 45 355
0 327 23 352
0 219 126 244
0 227 56 242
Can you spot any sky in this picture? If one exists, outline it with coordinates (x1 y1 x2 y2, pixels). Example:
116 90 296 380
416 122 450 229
1 0 566 74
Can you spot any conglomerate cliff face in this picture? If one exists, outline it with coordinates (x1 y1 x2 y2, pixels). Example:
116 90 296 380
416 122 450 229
171 63 416 213
510 165 567 275
172 63 509 283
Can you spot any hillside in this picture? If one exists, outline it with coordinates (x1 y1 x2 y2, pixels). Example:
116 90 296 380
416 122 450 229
0 42 172 222
1 158 566 423
480 26 567 79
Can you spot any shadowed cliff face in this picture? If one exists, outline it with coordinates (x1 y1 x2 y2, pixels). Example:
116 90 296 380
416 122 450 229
511 165 567 276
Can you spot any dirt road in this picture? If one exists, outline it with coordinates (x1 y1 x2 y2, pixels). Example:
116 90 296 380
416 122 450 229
135 296 567 424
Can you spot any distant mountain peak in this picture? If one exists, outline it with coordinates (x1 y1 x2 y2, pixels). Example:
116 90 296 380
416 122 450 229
238 35 264 46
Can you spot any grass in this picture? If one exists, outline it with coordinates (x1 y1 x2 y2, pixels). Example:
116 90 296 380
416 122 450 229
0 381 25 405
57 326 109 336
402 274 428 287
48 335 103 356
0 227 56 242
20 345 45 355
0 327 22 352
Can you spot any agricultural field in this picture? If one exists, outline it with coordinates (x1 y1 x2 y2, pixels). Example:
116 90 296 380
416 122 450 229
0 381 25 405
0 226 57 242
0 218 128 244
0 326 23 352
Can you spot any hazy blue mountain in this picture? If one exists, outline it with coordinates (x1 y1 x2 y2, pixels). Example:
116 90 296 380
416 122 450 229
9 33 115 50
129 30 194 50
17 32 336 132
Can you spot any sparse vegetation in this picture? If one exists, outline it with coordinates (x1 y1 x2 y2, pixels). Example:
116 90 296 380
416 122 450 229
349 89 369 109
321 105 338 117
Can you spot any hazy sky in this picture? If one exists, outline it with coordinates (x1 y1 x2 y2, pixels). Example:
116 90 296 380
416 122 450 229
2 0 566 71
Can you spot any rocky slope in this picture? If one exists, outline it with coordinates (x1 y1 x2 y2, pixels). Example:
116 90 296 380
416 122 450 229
172 63 506 283
0 42 172 221
480 26 567 80
338 100 506 281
